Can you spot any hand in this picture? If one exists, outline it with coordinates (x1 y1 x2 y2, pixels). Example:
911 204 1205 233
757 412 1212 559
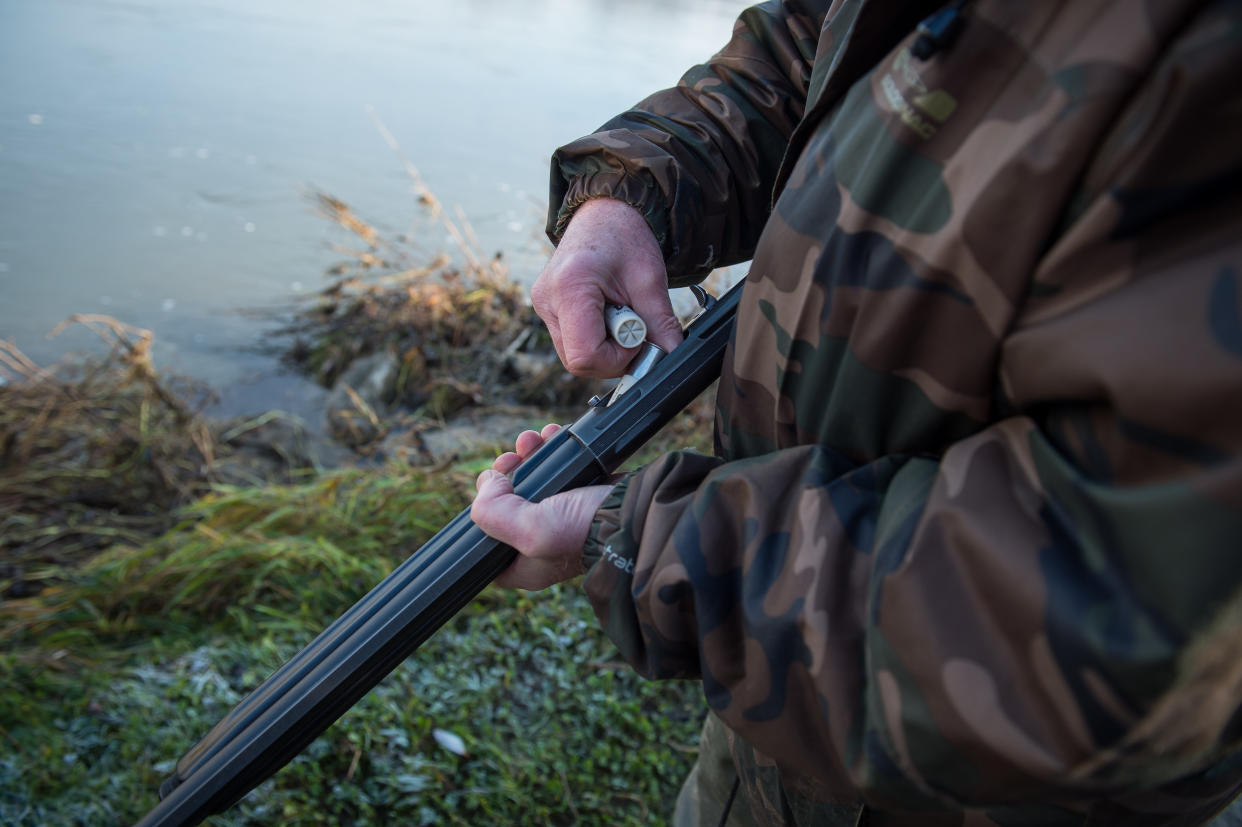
531 198 683 378
471 424 614 590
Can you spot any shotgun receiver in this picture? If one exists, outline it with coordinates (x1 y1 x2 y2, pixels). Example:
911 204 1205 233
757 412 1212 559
137 280 741 827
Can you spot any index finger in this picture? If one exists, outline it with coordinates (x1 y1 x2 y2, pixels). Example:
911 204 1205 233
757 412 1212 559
557 285 631 377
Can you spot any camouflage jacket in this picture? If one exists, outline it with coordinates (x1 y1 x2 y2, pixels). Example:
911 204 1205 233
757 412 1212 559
551 1 1242 824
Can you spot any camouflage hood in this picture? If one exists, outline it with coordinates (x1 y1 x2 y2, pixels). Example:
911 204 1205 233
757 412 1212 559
553 0 1242 823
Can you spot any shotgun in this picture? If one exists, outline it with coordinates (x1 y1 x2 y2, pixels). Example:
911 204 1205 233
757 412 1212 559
136 280 741 827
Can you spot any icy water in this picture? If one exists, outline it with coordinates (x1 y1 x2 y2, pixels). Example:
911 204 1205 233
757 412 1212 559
0 0 740 417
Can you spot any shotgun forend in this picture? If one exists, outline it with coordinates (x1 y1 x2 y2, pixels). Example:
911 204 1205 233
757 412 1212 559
136 281 742 827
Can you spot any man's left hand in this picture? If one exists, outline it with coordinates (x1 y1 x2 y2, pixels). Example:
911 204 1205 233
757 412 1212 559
471 424 614 590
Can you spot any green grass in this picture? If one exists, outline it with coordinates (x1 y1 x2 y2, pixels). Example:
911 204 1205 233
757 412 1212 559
0 457 706 826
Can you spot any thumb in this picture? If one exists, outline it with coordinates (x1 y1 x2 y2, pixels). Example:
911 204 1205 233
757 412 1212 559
474 467 511 497
471 469 537 552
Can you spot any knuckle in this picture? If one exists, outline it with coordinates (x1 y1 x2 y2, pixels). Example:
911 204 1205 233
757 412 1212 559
564 353 593 374
529 277 548 304
562 343 603 375
469 499 491 530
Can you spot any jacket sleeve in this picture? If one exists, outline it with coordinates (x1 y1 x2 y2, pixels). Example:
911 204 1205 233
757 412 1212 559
546 0 833 283
580 8 1242 816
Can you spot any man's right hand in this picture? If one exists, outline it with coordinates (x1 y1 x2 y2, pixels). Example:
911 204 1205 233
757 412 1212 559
531 198 683 378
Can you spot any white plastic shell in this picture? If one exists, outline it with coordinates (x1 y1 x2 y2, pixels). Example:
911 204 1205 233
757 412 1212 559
605 304 647 349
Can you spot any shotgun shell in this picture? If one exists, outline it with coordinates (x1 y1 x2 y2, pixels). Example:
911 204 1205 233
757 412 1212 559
605 304 647 349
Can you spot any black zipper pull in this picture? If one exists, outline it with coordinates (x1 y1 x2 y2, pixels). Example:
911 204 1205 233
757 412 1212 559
912 2 966 60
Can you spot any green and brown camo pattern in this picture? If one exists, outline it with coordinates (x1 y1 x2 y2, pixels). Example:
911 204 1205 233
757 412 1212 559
563 1 1242 824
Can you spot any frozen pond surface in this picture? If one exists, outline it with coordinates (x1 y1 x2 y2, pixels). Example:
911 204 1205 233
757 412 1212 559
0 0 740 418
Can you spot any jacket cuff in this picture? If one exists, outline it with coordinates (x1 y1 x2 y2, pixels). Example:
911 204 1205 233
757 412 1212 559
546 151 672 254
582 472 649 665
582 473 633 574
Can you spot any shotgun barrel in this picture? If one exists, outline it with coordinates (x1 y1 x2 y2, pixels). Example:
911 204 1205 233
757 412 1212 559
136 281 741 827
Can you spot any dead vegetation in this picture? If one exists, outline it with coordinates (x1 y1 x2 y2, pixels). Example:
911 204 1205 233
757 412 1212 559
275 188 594 449
0 319 334 600
0 318 219 597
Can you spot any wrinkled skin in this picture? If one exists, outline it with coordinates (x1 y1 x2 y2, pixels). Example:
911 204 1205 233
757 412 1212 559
529 198 682 379
471 424 611 590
